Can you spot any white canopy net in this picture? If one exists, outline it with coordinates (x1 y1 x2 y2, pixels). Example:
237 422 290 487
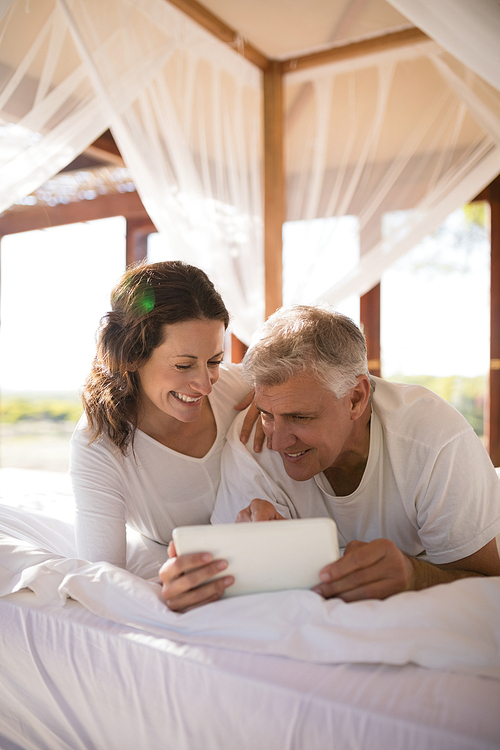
1 0 500 342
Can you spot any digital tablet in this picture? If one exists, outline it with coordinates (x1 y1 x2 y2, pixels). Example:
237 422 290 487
172 517 339 597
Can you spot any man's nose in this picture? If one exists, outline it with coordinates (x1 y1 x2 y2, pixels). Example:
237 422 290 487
270 421 296 452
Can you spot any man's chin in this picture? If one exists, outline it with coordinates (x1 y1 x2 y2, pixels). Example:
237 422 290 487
281 455 315 482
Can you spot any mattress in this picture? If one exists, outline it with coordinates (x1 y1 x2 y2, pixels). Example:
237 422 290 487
1 588 499 750
1 468 499 750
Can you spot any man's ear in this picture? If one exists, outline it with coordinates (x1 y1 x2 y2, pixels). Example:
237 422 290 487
349 375 371 419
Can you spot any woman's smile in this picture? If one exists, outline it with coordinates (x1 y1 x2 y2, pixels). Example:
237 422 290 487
171 391 204 404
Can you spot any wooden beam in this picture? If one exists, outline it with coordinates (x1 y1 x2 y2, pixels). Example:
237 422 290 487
360 286 381 377
126 217 155 266
85 131 125 167
230 333 248 364
263 60 284 319
164 0 269 70
359 219 381 378
281 27 430 74
488 176 500 465
0 190 155 236
62 131 125 172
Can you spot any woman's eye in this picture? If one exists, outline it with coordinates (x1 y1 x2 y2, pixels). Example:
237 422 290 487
175 364 191 371
208 360 223 368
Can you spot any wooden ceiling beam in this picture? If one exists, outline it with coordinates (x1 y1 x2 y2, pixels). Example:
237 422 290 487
85 131 125 167
0 190 154 236
281 27 431 74
164 0 427 76
164 0 269 70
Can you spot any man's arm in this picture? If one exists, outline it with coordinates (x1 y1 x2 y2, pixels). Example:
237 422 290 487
212 410 295 524
313 536 500 602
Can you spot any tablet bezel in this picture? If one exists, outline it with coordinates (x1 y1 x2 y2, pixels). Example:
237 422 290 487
172 517 339 597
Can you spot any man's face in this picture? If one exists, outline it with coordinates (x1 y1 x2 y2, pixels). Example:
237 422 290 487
255 372 360 482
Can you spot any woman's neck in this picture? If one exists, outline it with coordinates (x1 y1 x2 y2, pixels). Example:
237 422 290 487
137 397 217 458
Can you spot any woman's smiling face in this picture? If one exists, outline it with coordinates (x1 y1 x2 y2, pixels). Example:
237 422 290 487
136 318 225 425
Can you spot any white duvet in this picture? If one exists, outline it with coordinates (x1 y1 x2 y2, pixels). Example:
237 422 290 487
1 523 499 680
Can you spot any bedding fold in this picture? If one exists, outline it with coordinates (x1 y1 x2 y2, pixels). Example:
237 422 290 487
1 529 499 679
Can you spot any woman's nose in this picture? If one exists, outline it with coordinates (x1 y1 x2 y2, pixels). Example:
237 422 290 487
190 367 213 395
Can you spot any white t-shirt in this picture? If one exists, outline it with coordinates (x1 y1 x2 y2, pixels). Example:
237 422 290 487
70 363 249 567
212 378 500 565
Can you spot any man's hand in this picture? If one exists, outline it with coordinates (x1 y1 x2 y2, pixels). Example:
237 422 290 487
313 536 499 602
234 391 269 452
159 541 234 612
313 539 416 601
236 498 285 523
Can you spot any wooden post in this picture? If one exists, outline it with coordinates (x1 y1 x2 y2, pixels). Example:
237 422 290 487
263 60 284 319
126 218 155 267
231 334 248 364
359 219 382 378
488 177 500 465
360 285 381 377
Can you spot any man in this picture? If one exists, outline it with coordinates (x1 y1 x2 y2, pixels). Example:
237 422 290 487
160 306 500 611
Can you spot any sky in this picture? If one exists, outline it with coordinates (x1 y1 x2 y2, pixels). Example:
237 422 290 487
0 216 127 393
284 207 490 379
0 208 491 394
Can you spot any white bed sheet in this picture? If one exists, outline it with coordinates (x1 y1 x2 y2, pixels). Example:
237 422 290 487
1 588 500 750
1 470 500 749
1 505 500 679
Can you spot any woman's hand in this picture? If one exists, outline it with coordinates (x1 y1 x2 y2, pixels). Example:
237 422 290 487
159 541 234 612
234 391 269 452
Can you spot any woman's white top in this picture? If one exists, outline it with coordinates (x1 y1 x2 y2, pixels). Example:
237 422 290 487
70 363 248 567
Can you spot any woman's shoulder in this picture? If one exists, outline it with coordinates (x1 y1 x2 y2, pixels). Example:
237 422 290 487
216 362 248 398
70 412 118 458
70 412 89 443
208 362 250 435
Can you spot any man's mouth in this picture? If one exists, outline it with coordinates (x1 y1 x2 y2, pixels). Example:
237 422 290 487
285 449 308 458
171 391 202 404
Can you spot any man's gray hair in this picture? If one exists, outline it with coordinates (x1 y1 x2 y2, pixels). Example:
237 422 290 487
242 305 375 399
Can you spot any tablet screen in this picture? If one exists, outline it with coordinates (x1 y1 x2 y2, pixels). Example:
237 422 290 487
172 517 339 597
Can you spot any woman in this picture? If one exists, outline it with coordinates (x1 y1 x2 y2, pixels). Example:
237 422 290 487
70 260 257 578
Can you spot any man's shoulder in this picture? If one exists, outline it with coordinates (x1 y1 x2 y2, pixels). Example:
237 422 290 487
211 362 248 405
217 362 245 390
372 377 473 448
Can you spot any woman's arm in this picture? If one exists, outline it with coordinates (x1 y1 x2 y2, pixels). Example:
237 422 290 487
70 428 128 567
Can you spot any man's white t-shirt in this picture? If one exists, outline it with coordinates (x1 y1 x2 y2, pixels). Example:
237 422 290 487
212 378 500 564
70 363 248 567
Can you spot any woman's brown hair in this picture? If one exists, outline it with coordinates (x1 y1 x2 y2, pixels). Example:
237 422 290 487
82 260 229 454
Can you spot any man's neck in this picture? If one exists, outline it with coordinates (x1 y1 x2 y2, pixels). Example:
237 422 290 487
323 407 371 496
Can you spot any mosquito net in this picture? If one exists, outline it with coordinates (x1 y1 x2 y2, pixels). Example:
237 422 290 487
1 0 499 341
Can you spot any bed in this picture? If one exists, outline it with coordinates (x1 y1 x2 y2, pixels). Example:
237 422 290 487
1 468 499 750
